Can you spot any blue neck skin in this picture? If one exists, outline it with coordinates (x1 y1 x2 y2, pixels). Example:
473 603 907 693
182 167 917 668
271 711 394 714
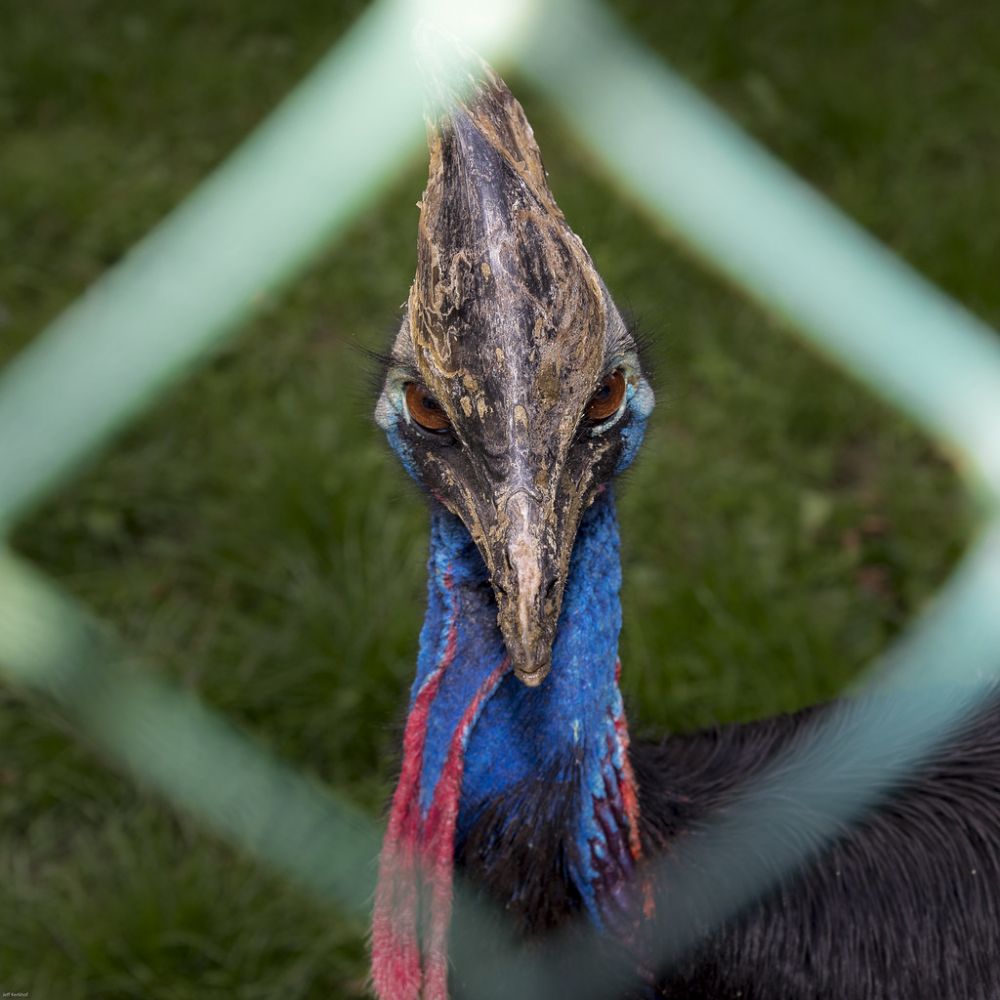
413 487 632 923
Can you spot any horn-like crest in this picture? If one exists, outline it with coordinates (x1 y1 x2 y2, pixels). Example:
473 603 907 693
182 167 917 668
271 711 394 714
409 57 607 395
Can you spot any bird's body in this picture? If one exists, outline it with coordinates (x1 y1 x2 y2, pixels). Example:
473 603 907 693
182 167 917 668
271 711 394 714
458 691 1000 999
635 698 1000 1000
370 56 1000 999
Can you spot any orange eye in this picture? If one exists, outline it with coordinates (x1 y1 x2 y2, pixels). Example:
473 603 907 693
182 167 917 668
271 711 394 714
584 369 627 423
405 382 451 433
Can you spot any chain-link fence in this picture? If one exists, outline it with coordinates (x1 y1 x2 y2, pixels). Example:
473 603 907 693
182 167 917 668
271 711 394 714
2 1 1000 996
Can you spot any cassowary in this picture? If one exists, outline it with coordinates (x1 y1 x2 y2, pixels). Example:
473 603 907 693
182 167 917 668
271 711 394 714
369 61 1000 1000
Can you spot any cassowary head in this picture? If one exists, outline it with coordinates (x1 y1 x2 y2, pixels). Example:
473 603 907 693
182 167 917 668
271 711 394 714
376 62 654 687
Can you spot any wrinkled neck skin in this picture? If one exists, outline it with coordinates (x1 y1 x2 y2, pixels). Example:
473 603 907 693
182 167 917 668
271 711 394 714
372 487 649 1000
416 487 644 926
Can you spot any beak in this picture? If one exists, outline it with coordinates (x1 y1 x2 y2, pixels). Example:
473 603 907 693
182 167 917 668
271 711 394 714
485 491 565 688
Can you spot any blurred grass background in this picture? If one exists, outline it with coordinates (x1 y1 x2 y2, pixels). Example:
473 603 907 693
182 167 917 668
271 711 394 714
1 0 998 996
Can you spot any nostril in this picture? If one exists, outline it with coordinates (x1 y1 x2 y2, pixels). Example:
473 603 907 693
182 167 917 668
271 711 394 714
544 575 559 601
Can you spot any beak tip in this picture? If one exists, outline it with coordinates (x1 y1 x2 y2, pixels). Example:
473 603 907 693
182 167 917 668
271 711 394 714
513 658 551 688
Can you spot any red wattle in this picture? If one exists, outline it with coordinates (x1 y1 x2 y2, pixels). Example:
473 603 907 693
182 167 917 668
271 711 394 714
420 657 510 1000
372 563 510 1000
371 573 458 1000
612 660 655 933
371 662 446 1000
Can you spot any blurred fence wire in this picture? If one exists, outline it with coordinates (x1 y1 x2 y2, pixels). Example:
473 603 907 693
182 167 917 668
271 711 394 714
2 0 1000 996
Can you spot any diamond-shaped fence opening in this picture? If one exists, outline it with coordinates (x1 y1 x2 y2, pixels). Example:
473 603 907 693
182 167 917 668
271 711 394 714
3 1 1000 996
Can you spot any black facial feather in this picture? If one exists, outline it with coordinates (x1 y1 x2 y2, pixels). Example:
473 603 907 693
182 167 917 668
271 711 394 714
617 308 660 395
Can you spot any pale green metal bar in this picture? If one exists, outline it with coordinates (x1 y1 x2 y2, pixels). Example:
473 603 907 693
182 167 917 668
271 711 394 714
479 4 1000 993
577 517 1000 998
0 0 419 532
0 0 536 534
521 0 1000 505
447 520 1000 996
485 6 1000 988
0 542 516 979
0 0 538 952
0 549 381 916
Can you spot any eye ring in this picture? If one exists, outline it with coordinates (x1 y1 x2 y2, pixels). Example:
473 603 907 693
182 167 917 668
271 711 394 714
584 369 627 425
404 382 451 433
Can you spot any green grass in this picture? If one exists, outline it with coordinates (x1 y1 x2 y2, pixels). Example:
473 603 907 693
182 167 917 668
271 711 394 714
1 0 998 995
